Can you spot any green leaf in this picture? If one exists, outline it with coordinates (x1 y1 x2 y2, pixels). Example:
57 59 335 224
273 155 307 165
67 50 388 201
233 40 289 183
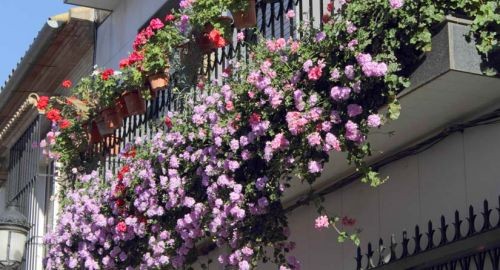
388 100 401 120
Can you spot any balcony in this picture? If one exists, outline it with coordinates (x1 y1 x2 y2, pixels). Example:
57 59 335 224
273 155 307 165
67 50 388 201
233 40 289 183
64 0 120 11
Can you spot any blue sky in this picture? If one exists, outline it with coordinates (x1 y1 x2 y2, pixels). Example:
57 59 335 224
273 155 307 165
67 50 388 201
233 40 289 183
0 1 70 87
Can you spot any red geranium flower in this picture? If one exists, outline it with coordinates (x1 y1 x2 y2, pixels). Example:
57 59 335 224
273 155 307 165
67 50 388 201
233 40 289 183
149 18 164 30
322 14 331 24
341 216 356 226
165 13 176 22
115 198 125 208
114 183 126 197
46 109 62 122
123 148 136 158
61 80 72 88
37 96 50 110
119 58 130 69
165 116 172 129
208 29 227 48
117 165 130 180
327 2 334 12
249 112 261 126
196 81 205 90
101 68 114 81
116 221 127 233
58 119 71 129
128 51 144 64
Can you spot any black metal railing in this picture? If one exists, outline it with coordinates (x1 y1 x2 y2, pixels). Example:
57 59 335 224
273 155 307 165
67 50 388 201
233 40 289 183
355 196 500 270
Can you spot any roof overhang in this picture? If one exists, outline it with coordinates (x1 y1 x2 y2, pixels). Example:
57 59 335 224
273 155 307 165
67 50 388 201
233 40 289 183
64 0 120 11
285 17 500 204
0 7 95 155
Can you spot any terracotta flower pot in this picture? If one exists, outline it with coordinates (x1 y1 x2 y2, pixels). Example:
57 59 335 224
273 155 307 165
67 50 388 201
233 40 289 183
122 90 146 116
95 115 115 136
232 0 257 29
84 122 102 145
148 72 170 93
116 97 130 119
101 107 123 130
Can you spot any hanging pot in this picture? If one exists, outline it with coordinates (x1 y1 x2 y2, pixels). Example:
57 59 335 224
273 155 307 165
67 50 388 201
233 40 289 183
148 71 170 93
84 122 102 145
95 115 114 136
101 107 123 130
122 90 146 116
232 0 257 29
116 96 130 119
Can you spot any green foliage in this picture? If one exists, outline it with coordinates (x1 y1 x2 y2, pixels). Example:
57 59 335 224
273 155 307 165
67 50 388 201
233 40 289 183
142 24 186 75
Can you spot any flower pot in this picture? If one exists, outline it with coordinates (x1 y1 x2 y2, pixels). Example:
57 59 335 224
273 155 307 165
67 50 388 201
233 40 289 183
122 90 146 116
148 72 170 93
116 97 130 119
95 115 115 136
101 107 123 130
86 121 102 144
232 0 257 29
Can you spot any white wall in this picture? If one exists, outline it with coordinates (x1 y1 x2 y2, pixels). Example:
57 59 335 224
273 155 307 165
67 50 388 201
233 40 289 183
95 0 167 68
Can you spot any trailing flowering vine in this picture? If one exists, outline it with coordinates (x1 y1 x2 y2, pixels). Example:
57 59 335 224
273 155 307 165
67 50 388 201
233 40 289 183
37 0 499 269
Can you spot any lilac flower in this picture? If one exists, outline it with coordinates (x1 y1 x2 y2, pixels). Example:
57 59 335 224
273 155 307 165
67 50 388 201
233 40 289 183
303 60 313 72
315 31 326 42
389 0 404 9
308 160 323 173
330 68 341 81
367 114 382 127
344 65 355 80
346 21 357 34
330 86 351 101
347 104 363 117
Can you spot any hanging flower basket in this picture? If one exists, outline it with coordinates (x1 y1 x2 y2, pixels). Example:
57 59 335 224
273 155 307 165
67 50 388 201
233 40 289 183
148 70 170 93
116 96 130 119
232 0 257 29
122 90 147 116
85 121 102 145
95 115 115 136
101 107 123 130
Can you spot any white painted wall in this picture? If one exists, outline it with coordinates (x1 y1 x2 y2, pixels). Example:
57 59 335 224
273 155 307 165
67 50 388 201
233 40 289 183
95 0 167 68
191 122 500 270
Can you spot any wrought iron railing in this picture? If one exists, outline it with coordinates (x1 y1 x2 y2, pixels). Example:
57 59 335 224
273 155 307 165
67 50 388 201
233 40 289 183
355 196 500 270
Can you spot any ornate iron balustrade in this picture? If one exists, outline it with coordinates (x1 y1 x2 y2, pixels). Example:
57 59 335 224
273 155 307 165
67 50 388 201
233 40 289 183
355 196 500 270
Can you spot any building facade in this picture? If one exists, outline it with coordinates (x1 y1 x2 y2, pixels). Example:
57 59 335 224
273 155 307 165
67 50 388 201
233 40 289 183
0 0 499 269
